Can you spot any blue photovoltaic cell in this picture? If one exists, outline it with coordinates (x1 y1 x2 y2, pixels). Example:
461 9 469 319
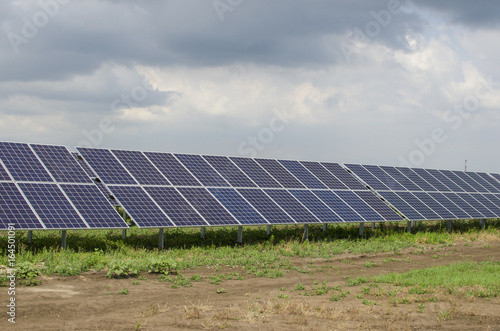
483 194 500 209
112 150 170 186
203 155 256 188
335 191 384 221
411 192 456 220
452 171 488 193
229 157 282 188
144 152 201 186
264 189 319 223
0 142 53 182
18 183 87 229
72 153 97 177
363 165 406 191
394 191 441 220
313 190 364 223
0 183 43 230
109 186 174 228
31 145 91 184
144 186 208 227
397 167 437 191
278 160 327 189
412 168 450 192
209 188 268 225
300 161 348 190
442 192 484 218
289 190 343 223
477 173 500 192
344 164 391 190
378 191 425 221
320 162 367 190
426 169 464 192
427 192 472 219
471 194 500 217
0 163 10 181
77 148 137 185
456 193 496 218
61 184 127 229
379 166 421 191
237 188 294 224
440 170 477 192
175 154 230 187
177 187 239 226
255 159 305 189
466 173 500 193
354 191 403 221
491 173 500 183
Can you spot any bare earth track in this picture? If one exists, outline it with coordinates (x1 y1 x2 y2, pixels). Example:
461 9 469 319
2 241 499 330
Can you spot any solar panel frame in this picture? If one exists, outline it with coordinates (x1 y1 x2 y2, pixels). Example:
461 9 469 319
377 191 426 221
379 166 422 191
237 188 295 224
263 189 320 223
289 190 344 223
299 161 348 190
490 173 500 183
76 148 137 185
202 155 257 188
313 190 365 223
278 160 328 189
144 152 202 186
320 162 367 190
175 154 231 187
111 149 170 186
72 152 97 178
31 144 92 184
0 162 11 181
0 142 54 182
362 165 406 191
353 190 404 221
335 190 385 222
208 188 268 225
0 182 44 230
255 158 305 189
344 164 391 190
229 157 282 188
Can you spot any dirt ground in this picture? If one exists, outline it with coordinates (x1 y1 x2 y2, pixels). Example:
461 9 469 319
1 241 499 331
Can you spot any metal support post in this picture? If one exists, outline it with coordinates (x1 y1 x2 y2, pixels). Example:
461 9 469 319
447 220 452 233
266 225 271 236
61 230 67 250
159 228 164 249
359 223 364 237
122 229 127 240
201 227 206 239
407 221 411 233
371 222 375 230
27 230 32 244
480 219 485 229
237 226 243 243
323 224 327 232
304 224 309 241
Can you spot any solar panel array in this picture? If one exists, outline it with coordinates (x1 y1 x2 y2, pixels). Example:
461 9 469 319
0 142 128 230
345 164 500 222
76 148 404 228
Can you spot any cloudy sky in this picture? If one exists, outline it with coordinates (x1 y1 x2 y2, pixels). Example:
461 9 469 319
1 0 500 173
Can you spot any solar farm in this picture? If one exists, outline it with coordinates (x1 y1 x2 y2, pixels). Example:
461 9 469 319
1 141 500 329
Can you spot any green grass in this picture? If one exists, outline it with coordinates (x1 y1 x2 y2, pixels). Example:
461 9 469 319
372 261 500 297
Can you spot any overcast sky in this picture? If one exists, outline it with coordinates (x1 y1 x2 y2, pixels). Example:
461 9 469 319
1 0 500 173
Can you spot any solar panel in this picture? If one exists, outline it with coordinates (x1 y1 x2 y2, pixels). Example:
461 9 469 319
237 188 295 224
229 157 282 188
470 194 500 217
452 171 488 193
208 188 268 225
379 166 421 191
72 153 97 178
426 169 464 192
300 161 348 190
60 184 127 228
177 187 239 225
483 194 500 209
377 191 425 221
289 190 343 223
76 148 137 185
440 170 477 192
144 186 208 227
335 191 385 222
255 159 305 189
0 163 10 181
411 191 456 220
109 186 174 228
31 144 91 184
18 183 87 229
477 173 500 192
393 191 441 220
442 192 484 218
427 192 473 219
278 160 327 189
0 142 53 182
456 193 496 218
412 168 450 192
0 182 44 230
491 173 500 183
320 162 367 190
313 190 365 222
396 167 437 191
466 172 500 193
362 165 406 191
203 155 257 188
344 164 391 190
111 150 170 186
144 152 201 186
175 154 230 187
354 191 403 221
264 189 320 223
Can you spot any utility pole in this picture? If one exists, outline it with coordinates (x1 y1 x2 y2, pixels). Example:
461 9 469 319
464 159 467 172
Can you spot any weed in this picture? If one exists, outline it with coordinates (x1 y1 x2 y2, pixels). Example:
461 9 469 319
294 283 305 290
119 288 129 295
106 260 140 279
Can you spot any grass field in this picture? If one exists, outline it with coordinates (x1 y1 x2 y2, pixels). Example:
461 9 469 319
1 220 499 330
